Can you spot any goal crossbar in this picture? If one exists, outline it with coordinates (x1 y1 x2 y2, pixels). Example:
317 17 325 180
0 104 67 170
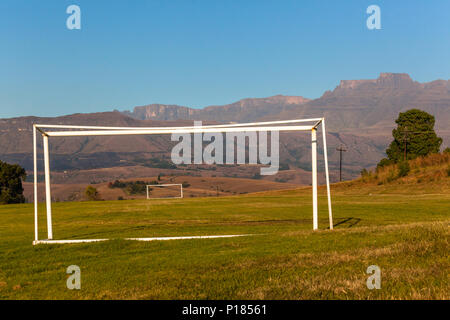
32 118 333 245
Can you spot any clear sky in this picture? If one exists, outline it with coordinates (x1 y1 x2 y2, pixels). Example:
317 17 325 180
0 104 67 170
0 0 449 118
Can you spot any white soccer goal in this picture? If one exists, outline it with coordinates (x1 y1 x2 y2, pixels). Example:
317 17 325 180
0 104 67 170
146 184 183 199
32 118 333 245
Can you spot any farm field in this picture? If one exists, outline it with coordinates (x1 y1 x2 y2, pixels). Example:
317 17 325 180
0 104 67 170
0 182 449 300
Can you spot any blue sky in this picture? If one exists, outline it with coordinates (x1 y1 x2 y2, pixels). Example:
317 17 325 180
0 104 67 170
0 0 449 118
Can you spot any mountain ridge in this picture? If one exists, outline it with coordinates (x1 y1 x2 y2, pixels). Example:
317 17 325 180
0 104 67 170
122 73 450 133
123 94 310 122
1 72 448 184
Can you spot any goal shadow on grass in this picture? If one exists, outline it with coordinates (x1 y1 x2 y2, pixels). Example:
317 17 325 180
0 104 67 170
331 217 361 229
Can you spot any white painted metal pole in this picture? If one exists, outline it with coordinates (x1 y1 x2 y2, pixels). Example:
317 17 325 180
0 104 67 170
35 118 323 131
33 126 38 243
180 185 183 198
43 135 53 240
321 119 334 230
45 125 315 137
312 128 318 230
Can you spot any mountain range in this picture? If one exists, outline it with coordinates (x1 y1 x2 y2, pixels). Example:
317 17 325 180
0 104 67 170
123 73 450 133
1 73 448 186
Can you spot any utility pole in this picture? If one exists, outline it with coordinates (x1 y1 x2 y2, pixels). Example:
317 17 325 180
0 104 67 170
336 144 347 182
403 132 409 161
401 126 410 162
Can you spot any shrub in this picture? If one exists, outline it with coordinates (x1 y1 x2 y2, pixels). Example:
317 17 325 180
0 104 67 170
142 158 176 169
377 158 393 169
360 168 371 183
252 173 262 180
397 161 410 178
386 169 396 183
182 181 191 188
85 186 100 201
110 180 155 195
126 182 147 195
444 147 450 154
109 180 126 188
360 168 369 177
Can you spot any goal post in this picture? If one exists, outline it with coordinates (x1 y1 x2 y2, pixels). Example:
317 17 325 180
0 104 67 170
32 118 333 245
146 184 183 199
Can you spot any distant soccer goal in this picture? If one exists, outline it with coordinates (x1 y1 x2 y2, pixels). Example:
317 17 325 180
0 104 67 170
146 184 183 200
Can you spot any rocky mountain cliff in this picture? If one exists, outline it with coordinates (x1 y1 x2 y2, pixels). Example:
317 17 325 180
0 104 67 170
123 95 310 122
300 73 450 132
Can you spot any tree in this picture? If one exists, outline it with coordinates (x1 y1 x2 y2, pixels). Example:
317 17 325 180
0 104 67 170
0 160 27 204
376 157 394 170
385 109 442 162
85 186 100 201
182 181 190 188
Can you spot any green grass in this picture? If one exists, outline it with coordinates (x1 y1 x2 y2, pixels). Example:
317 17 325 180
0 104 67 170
0 187 449 299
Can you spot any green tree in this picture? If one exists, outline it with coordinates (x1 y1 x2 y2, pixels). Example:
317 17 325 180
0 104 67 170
85 186 100 201
0 160 26 204
376 158 394 170
385 109 442 162
182 181 191 188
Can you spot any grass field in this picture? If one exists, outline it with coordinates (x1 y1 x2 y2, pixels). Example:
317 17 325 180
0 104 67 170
1 179 449 299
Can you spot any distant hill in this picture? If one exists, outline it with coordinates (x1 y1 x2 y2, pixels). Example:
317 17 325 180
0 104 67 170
0 112 196 172
335 151 450 195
